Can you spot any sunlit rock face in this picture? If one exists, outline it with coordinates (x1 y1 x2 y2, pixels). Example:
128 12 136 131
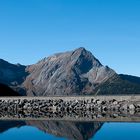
23 47 116 96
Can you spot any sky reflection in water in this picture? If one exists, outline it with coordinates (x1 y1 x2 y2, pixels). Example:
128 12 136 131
0 126 65 140
93 123 140 140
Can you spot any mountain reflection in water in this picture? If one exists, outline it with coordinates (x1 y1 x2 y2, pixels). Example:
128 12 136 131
0 120 102 140
1 121 140 140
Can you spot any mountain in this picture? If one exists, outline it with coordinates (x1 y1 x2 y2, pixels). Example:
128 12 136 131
0 47 140 96
23 47 116 96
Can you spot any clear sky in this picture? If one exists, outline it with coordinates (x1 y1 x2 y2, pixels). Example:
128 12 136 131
0 0 140 76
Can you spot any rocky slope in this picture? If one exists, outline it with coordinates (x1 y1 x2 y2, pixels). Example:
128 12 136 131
0 47 140 96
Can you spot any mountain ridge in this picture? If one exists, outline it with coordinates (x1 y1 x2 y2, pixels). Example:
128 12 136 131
0 47 140 96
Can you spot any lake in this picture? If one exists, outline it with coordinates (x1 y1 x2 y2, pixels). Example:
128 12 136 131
0 121 140 140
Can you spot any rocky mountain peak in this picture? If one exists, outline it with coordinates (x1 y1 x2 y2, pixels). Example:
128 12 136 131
23 48 116 96
72 47 93 57
74 47 86 53
70 48 102 74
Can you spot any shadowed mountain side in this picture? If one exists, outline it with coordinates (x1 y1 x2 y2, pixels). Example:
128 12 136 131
0 83 20 96
95 74 140 95
0 59 28 95
26 121 103 140
119 74 140 84
0 59 28 86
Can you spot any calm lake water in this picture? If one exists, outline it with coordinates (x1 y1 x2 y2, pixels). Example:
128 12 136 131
0 121 140 140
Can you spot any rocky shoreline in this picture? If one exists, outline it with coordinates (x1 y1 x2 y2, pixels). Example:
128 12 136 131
0 96 140 121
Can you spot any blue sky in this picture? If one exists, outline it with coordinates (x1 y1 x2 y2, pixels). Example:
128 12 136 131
0 0 140 76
